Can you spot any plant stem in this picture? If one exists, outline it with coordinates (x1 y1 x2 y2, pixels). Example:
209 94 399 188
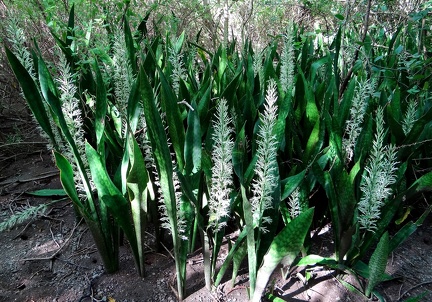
203 231 212 290
242 185 257 296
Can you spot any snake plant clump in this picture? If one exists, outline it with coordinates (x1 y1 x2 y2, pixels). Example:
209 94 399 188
4 3 432 301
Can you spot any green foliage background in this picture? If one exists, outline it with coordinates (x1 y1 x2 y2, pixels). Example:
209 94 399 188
1 0 432 301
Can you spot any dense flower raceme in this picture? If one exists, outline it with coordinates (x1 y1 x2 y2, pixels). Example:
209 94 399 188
208 98 234 232
251 79 279 232
358 107 398 231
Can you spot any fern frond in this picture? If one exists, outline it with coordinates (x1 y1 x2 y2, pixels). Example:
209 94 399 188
0 203 48 232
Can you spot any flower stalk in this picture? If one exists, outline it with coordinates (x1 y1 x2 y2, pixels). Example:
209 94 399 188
251 79 279 232
358 107 398 232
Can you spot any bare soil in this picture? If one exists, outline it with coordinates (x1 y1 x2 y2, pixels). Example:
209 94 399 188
1 97 431 302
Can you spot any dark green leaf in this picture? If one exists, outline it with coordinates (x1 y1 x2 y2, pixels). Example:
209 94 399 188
158 68 186 171
408 170 432 196
366 232 389 297
335 14 345 20
66 4 75 48
86 142 141 272
390 206 431 252
242 185 257 295
26 189 67 197
140 67 185 298
124 15 137 74
281 170 306 201
93 60 107 148
214 228 247 287
302 118 320 163
297 254 338 267
126 134 150 276
233 123 247 183
54 152 88 217
5 47 56 144
253 208 314 302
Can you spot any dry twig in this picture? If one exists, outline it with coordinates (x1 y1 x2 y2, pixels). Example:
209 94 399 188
21 218 83 262
397 280 432 301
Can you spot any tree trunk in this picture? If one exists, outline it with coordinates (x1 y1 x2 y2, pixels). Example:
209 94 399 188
223 0 229 47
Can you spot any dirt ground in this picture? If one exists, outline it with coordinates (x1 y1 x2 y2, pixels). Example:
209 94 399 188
1 97 432 302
